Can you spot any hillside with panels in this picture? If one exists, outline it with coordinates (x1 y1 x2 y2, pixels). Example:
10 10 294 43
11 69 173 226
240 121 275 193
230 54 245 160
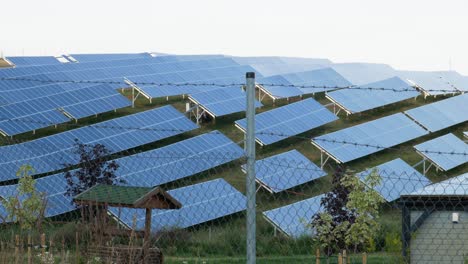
0 53 467 262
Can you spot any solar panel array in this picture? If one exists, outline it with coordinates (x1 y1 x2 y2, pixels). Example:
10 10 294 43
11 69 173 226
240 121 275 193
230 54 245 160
398 70 459 95
258 68 352 98
6 56 62 67
414 133 468 171
115 131 244 187
404 93 468 132
232 56 331 76
357 158 432 202
405 172 468 197
0 84 131 135
189 88 262 117
464 131 468 139
263 194 324 238
312 113 429 163
434 71 468 92
0 106 198 182
242 150 326 193
326 77 420 114
235 98 338 146
109 178 246 232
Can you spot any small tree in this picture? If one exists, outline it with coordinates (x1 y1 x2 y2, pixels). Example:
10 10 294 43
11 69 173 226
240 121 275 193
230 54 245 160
64 139 121 200
1 165 46 231
311 167 384 255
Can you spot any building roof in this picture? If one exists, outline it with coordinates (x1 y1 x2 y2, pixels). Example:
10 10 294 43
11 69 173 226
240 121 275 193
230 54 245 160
73 184 182 209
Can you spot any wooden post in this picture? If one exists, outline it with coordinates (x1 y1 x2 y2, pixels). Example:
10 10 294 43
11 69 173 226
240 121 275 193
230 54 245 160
41 233 46 258
342 250 347 264
75 232 79 264
315 248 320 264
15 235 19 264
143 208 152 264
338 252 343 264
61 237 65 262
27 234 32 264
362 252 367 264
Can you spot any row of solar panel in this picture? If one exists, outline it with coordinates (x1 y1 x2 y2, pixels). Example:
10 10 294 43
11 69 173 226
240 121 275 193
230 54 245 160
263 158 433 238
0 131 246 232
415 133 468 171
0 105 198 182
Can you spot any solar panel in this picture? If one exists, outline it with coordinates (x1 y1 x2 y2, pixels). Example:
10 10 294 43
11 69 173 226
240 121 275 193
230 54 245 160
404 94 468 132
312 113 429 163
326 77 420 114
132 65 258 99
0 84 131 136
263 194 324 238
356 158 432 202
0 106 198 182
241 150 326 193
6 56 62 67
330 63 398 85
257 68 351 99
434 71 468 92
116 131 244 187
69 53 152 63
109 178 246 232
464 132 468 139
235 98 338 146
405 172 468 197
414 133 468 171
398 71 458 95
189 88 262 117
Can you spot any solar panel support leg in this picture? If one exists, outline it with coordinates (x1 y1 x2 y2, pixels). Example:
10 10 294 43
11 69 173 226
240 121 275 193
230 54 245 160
246 72 256 264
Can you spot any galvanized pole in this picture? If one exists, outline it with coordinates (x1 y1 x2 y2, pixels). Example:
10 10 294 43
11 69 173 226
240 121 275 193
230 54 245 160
245 72 256 264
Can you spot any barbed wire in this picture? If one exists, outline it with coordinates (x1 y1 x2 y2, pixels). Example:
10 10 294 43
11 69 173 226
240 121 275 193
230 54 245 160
0 76 465 94
0 114 466 157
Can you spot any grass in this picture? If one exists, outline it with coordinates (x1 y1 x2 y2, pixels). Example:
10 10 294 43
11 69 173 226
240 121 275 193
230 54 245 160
0 85 466 261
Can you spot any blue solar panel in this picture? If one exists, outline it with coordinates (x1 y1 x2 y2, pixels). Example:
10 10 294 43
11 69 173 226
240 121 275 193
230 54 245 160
406 172 468 197
235 98 338 145
404 94 468 132
312 113 429 163
398 71 458 95
263 194 324 238
189 88 262 117
330 63 398 85
133 65 258 98
326 77 420 114
116 131 244 187
0 84 131 135
434 71 468 92
69 53 152 63
109 178 246 232
464 132 468 139
357 158 432 202
6 56 62 67
242 150 326 193
232 56 331 76
0 106 198 182
257 75 304 98
414 133 468 171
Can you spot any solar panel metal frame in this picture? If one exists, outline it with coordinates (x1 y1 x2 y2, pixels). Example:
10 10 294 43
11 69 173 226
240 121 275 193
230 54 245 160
414 133 468 172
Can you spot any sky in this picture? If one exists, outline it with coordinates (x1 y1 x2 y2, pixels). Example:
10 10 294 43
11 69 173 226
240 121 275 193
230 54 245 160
1 0 468 74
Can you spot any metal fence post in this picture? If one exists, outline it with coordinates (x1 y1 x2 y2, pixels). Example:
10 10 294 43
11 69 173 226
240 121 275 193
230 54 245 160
246 72 256 264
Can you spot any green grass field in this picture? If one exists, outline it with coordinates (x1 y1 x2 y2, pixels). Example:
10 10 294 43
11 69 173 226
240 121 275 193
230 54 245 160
0 84 466 262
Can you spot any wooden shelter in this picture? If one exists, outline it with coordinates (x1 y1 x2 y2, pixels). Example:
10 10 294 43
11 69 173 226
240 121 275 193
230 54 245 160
74 184 182 263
